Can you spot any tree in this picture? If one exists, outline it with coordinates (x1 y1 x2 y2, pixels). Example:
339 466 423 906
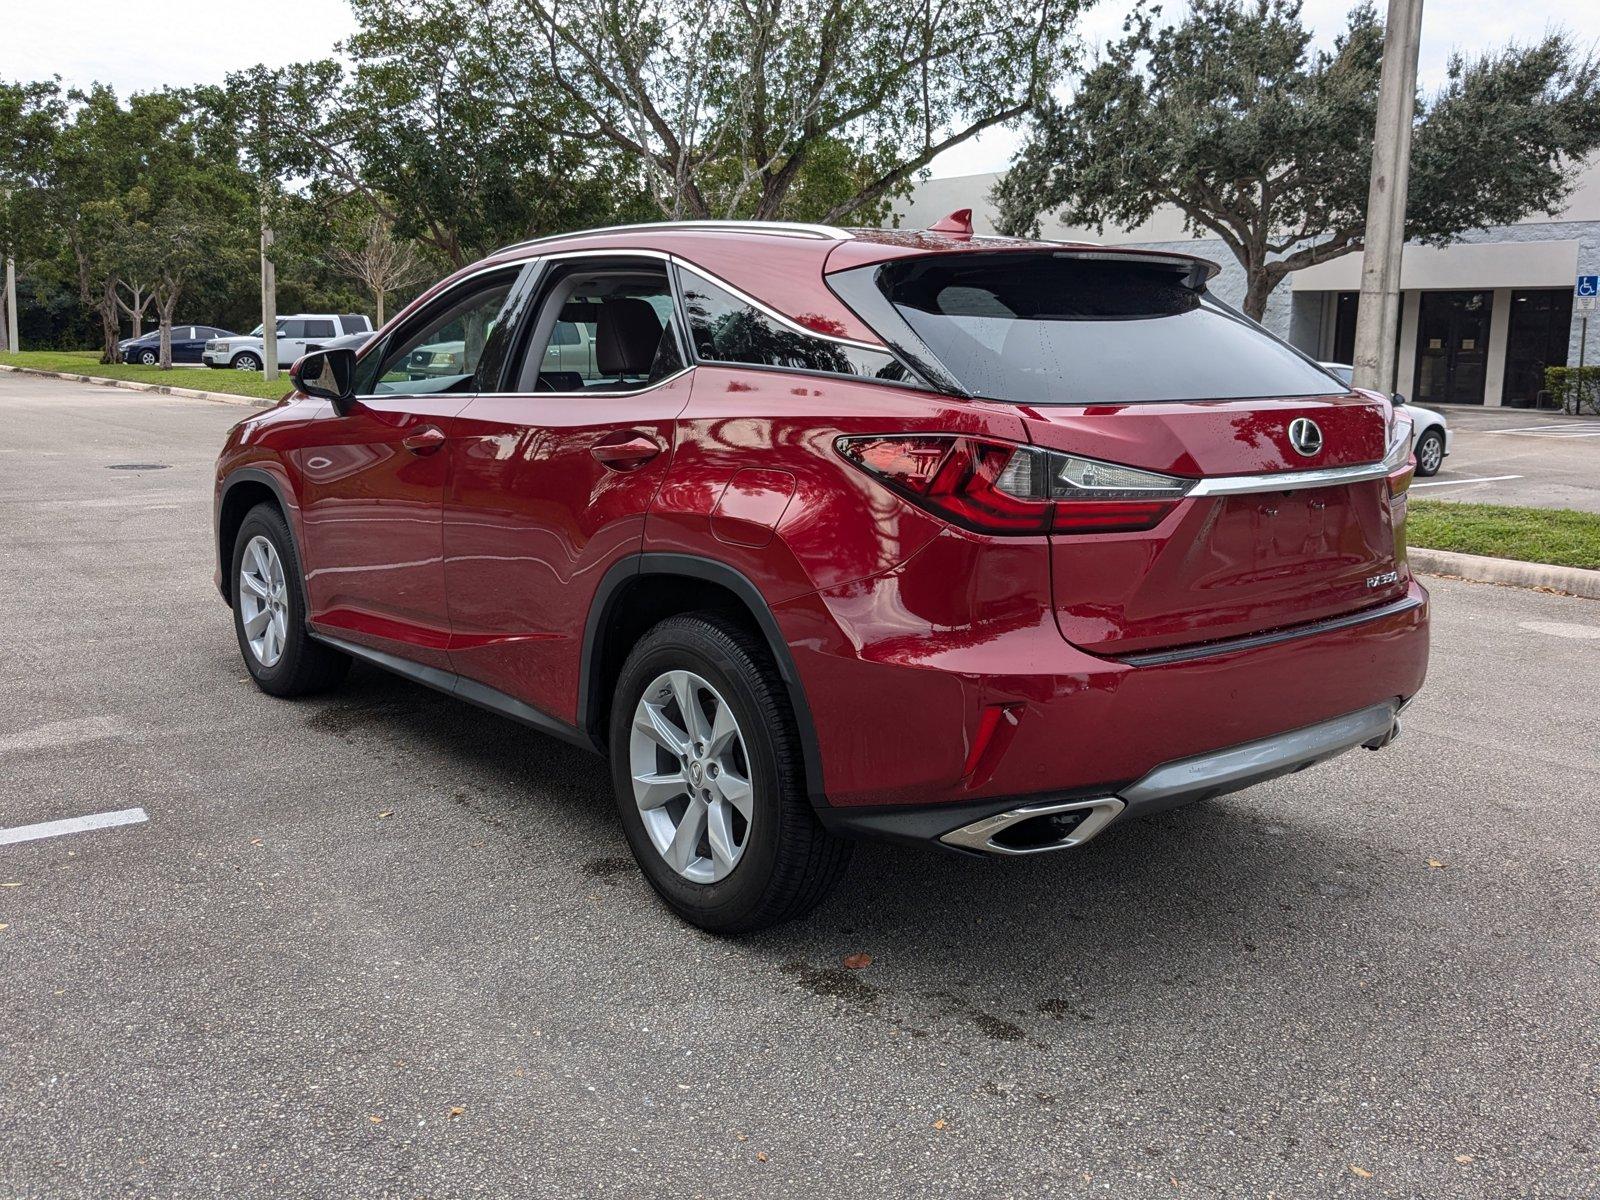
329 212 424 326
0 78 65 352
474 0 1084 222
994 0 1600 320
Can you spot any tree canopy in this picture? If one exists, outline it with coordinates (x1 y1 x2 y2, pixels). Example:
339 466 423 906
475 0 1084 222
994 0 1600 318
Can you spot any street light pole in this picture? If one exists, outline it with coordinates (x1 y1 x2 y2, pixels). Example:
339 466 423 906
1351 0 1425 395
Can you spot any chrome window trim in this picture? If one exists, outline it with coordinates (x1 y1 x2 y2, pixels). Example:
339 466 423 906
1185 460 1391 497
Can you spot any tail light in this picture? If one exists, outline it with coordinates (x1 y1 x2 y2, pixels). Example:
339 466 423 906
1382 410 1415 522
835 434 1192 535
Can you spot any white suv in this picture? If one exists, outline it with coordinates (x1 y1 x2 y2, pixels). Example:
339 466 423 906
204 314 373 371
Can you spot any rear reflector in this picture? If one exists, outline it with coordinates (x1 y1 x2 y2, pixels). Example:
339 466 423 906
836 434 1191 535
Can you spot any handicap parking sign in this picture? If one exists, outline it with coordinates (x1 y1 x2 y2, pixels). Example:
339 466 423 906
1578 275 1599 298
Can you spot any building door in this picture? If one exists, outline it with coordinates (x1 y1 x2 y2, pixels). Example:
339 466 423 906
1502 289 1574 407
1413 291 1492 405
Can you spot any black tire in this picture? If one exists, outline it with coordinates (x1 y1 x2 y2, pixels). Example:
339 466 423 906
233 352 263 372
138 349 157 365
230 503 350 697
608 613 851 934
1414 428 1445 477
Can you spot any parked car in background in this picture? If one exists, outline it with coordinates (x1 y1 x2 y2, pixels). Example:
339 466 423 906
118 325 234 365
213 218 1428 933
204 314 373 371
1321 362 1451 476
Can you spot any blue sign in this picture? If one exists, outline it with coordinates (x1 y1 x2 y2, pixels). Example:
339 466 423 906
1578 275 1599 298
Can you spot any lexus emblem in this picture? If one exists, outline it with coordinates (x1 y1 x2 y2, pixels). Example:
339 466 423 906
1288 417 1324 458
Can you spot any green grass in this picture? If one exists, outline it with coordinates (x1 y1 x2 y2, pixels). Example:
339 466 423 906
0 349 291 402
1408 499 1600 571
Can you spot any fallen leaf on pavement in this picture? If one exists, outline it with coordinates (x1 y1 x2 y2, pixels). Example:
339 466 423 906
1349 1165 1373 1179
1455 1155 1473 1164
449 1106 465 1119
933 1119 947 1130
843 953 872 970
755 1151 768 1163
1427 859 1446 869
369 1115 383 1124
377 811 394 819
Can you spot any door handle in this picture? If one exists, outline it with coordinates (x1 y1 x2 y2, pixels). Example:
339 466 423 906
402 426 447 455
591 432 663 469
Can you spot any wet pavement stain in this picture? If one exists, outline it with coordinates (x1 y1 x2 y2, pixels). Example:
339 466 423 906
779 960 879 1010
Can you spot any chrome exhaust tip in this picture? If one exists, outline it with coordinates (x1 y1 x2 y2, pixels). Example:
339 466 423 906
940 797 1125 857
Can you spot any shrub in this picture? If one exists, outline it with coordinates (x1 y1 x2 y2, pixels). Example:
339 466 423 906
1544 365 1600 415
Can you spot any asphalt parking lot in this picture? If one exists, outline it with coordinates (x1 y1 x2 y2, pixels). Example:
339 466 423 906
2 374 1597 1199
1413 406 1600 512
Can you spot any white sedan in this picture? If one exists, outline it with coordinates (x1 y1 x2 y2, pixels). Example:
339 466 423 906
1321 363 1451 477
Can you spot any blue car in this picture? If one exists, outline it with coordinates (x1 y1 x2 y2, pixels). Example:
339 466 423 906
118 325 235 365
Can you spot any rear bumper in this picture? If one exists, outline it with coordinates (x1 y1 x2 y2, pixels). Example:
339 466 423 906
821 699 1405 854
778 554 1429 826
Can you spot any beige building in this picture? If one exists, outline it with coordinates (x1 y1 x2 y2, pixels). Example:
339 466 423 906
895 163 1600 407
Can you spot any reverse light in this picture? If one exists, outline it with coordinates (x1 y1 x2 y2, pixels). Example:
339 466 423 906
835 434 1192 535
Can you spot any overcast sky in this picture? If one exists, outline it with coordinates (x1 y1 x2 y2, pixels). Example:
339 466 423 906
5 0 1597 177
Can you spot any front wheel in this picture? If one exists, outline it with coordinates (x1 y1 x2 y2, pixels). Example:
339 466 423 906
231 503 349 697
1415 428 1445 477
233 352 263 372
138 349 157 365
609 613 850 934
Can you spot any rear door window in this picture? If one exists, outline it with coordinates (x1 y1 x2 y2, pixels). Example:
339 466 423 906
842 253 1342 404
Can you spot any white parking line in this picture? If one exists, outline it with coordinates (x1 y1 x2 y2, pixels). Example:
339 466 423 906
1411 474 1523 488
1478 428 1593 438
0 807 149 847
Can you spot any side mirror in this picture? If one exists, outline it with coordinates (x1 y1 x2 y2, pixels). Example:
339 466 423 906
1391 392 1407 407
290 348 357 412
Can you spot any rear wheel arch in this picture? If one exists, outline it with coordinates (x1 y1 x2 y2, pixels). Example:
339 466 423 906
580 554 827 805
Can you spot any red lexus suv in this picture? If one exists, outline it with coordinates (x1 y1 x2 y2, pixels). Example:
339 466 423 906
213 216 1428 932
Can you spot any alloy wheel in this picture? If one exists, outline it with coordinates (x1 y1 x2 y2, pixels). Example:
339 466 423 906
238 535 290 667
629 670 754 884
1418 433 1443 474
235 355 261 371
139 350 156 365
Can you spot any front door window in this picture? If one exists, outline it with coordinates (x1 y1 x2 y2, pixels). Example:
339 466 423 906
1414 291 1492 405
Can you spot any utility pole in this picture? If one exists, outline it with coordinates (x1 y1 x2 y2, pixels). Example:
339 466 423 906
260 209 278 382
2 256 16 353
256 84 279 383
1351 0 1424 395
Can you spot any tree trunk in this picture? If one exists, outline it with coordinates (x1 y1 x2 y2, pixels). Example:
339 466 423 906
157 281 181 370
261 209 279 381
1241 264 1280 324
375 290 384 328
97 279 120 364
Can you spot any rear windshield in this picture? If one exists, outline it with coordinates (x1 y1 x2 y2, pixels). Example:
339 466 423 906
848 253 1342 405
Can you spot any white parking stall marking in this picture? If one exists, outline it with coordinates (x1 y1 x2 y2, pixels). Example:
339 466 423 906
1411 474 1523 489
1483 424 1600 437
0 807 149 847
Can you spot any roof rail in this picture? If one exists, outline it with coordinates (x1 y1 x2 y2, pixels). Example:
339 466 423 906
494 219 853 256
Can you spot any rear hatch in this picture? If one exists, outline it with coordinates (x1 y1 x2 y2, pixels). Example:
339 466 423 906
829 248 1409 658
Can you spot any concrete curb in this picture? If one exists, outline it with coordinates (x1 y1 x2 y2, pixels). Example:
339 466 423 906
0 363 279 408
1410 546 1600 601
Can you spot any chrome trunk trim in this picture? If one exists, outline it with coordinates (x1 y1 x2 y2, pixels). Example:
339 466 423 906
1185 460 1390 496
